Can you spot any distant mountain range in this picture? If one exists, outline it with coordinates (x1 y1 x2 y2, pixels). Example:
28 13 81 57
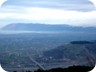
1 23 96 32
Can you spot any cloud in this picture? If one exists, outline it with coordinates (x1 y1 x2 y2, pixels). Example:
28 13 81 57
90 0 96 7
0 0 7 7
0 0 96 27
4 0 96 11
0 6 96 27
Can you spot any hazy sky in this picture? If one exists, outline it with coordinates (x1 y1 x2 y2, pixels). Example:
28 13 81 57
0 0 96 27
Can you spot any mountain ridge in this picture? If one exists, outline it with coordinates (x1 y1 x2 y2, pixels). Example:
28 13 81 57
1 23 96 32
43 41 96 67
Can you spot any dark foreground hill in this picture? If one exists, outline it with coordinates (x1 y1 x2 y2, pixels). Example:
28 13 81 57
35 66 94 72
8 66 94 72
1 23 96 32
